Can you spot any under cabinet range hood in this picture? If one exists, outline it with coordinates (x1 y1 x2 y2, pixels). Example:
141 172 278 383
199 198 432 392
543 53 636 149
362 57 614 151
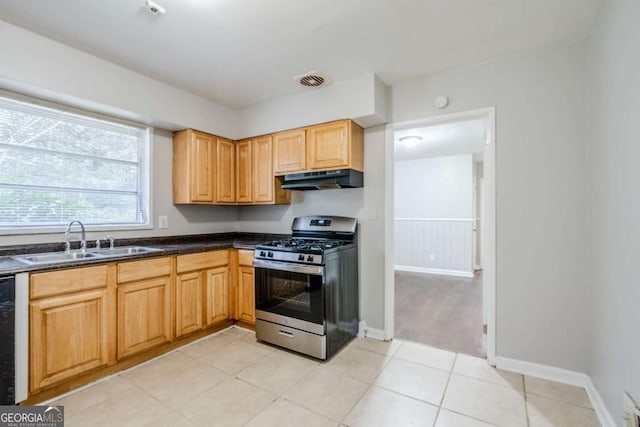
281 169 363 190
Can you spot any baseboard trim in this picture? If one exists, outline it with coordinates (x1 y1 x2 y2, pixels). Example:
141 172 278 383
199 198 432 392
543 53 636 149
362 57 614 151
364 327 385 341
495 356 616 427
584 376 617 427
395 265 474 278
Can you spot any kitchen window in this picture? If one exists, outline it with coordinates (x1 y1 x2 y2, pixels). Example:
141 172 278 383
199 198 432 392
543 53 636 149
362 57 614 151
0 94 151 233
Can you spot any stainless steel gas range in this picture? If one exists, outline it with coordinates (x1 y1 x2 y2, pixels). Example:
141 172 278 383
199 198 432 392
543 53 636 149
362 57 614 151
253 216 359 360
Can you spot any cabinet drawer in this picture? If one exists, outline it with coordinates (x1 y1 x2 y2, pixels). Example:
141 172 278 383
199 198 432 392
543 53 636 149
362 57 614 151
238 250 254 266
117 257 171 283
176 250 228 273
31 265 108 299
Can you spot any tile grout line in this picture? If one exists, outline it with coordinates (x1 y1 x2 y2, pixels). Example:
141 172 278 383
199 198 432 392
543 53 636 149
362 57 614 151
523 375 531 427
432 352 458 427
335 341 396 427
338 382 374 427
523 389 598 410
237 397 279 427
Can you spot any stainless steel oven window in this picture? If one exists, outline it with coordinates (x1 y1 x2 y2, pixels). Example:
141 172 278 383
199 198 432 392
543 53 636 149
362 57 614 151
255 268 324 325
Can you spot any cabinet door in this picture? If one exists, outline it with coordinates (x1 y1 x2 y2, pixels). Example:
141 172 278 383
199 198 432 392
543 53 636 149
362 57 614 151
190 131 215 202
238 266 255 324
235 139 252 203
307 121 350 170
205 266 229 326
176 272 203 337
252 135 274 203
216 138 236 203
273 129 306 175
117 277 171 359
30 289 111 391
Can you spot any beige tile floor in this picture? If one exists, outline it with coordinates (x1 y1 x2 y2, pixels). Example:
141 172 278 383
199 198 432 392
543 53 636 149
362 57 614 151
48 327 601 427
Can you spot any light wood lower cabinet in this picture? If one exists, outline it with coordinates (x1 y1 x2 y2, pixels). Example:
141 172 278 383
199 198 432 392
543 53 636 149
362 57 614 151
28 248 252 398
117 276 172 359
116 257 172 359
237 250 255 324
237 266 255 324
175 271 203 337
176 250 230 337
29 266 114 392
205 267 229 326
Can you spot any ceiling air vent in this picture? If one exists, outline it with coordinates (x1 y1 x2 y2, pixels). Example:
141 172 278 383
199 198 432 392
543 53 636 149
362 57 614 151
294 71 329 88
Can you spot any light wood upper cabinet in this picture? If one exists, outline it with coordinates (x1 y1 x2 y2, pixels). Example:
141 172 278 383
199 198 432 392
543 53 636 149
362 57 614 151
273 129 306 175
205 267 229 326
173 129 214 203
173 119 364 205
253 135 290 204
116 257 172 359
307 120 364 172
252 135 274 203
235 139 252 203
175 272 203 337
216 138 235 203
30 266 114 392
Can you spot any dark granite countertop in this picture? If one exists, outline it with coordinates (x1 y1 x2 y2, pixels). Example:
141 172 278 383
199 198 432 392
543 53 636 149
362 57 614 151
0 232 288 276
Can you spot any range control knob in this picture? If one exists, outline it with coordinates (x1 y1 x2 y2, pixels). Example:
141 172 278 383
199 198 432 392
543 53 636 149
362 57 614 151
307 255 314 262
259 251 266 257
267 252 274 258
298 254 305 261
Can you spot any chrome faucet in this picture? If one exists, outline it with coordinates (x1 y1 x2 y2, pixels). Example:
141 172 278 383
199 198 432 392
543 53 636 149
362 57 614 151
65 220 86 252
96 236 115 250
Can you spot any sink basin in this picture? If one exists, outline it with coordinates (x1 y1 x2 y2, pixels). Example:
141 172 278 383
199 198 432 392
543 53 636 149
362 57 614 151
13 251 102 265
90 246 161 257
12 246 162 265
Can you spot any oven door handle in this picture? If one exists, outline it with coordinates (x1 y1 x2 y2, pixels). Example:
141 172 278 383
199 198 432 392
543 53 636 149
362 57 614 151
253 259 324 276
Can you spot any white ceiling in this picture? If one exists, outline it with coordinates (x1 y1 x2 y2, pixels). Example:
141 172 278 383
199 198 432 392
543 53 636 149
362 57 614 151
394 119 486 162
0 0 602 109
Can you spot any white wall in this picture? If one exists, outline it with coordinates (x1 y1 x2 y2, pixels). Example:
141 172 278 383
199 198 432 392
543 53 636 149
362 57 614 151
236 74 387 139
391 44 588 373
585 0 640 421
238 126 387 330
0 128 239 246
394 154 474 274
394 154 473 218
0 20 237 138
0 17 594 380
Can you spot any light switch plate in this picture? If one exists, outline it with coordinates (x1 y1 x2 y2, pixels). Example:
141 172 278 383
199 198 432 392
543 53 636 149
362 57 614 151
158 215 168 229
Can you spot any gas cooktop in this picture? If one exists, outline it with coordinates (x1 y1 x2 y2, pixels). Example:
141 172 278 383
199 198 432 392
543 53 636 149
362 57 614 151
256 238 348 253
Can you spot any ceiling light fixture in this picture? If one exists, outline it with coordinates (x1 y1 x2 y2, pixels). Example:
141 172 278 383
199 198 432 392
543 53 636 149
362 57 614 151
143 0 166 16
398 135 422 147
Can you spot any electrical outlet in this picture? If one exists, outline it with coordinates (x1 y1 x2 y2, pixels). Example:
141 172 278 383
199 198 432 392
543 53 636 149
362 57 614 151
624 392 640 427
158 215 168 229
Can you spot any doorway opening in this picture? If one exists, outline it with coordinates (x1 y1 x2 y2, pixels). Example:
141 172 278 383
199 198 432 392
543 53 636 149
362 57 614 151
383 108 496 363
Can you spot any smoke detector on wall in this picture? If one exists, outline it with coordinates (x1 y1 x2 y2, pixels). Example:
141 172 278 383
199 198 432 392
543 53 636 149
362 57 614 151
143 0 166 16
294 71 330 88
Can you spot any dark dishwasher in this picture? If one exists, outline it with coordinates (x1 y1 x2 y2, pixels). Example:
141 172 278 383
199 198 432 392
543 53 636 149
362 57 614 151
0 276 15 405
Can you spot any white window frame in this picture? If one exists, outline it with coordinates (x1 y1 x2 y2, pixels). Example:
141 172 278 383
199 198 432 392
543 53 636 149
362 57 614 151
0 91 153 235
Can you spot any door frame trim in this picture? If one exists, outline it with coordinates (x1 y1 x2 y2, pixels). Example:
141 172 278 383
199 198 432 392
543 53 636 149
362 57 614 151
383 107 497 365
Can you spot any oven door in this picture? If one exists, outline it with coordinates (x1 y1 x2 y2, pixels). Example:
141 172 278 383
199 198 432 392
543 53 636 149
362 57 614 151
254 260 324 333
